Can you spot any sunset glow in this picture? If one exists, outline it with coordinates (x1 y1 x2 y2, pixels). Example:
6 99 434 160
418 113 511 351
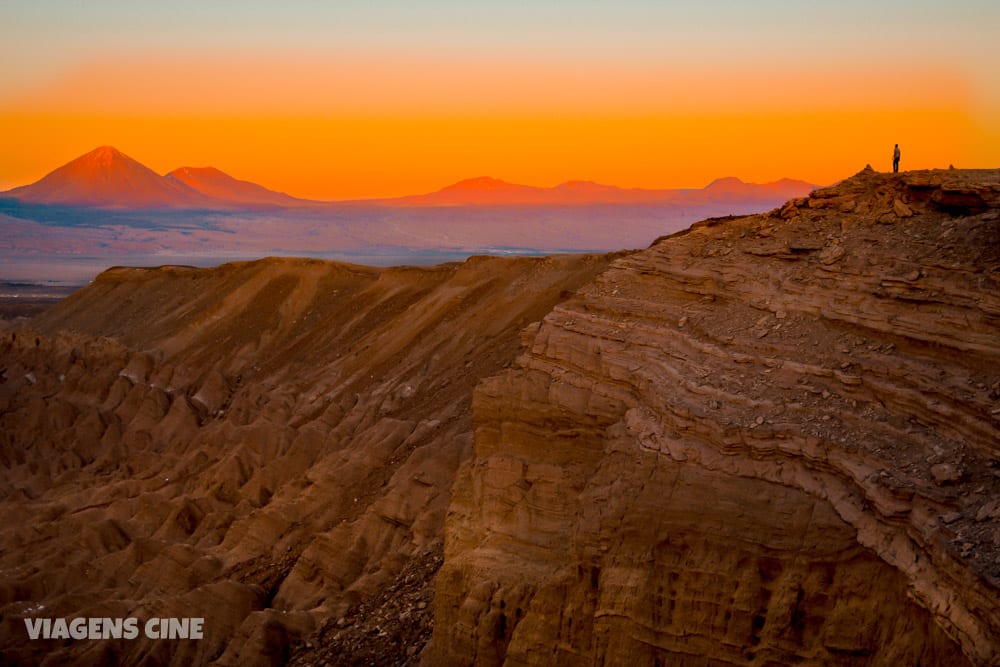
2 1 998 199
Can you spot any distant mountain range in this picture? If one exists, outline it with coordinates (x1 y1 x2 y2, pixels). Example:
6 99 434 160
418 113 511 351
2 146 817 210
386 175 816 207
2 147 308 210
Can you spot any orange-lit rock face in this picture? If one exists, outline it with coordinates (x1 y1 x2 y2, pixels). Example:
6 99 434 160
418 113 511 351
437 452 966 665
431 168 1000 666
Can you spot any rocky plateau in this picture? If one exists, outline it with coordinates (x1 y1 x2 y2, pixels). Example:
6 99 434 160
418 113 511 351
429 167 1000 666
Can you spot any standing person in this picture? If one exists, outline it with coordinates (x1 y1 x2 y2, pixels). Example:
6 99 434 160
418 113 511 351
893 144 901 173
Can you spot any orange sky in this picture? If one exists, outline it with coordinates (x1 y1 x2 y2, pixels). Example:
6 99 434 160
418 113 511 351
2 2 997 199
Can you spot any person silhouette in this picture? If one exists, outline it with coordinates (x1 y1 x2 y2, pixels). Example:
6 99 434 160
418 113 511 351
893 144 900 173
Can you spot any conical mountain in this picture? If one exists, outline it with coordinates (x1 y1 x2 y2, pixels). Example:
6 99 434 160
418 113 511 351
3 146 212 209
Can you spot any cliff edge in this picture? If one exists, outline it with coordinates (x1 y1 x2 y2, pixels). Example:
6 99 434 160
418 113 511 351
431 168 1000 665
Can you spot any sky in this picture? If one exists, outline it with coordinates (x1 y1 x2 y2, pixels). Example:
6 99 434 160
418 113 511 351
2 0 998 199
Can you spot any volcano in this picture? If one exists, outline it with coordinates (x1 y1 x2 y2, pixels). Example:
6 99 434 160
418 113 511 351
701 175 816 201
387 175 815 207
166 166 308 208
2 146 214 209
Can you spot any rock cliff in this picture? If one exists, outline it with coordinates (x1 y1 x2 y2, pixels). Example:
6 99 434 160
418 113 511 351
430 168 1000 665
0 253 616 665
3 167 998 666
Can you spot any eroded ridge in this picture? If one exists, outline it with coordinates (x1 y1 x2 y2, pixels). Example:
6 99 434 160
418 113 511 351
0 253 616 666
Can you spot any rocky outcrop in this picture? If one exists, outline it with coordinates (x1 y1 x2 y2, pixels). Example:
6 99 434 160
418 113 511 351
430 169 1000 665
4 167 999 666
0 253 617 665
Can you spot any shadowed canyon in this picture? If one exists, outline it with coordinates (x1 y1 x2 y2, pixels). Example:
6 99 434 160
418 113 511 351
1 167 999 665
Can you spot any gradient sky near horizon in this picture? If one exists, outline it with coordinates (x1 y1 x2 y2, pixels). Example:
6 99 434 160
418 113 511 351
2 0 998 199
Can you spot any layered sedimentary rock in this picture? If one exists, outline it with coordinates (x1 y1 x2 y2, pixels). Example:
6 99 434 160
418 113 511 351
0 253 616 665
431 168 1000 665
